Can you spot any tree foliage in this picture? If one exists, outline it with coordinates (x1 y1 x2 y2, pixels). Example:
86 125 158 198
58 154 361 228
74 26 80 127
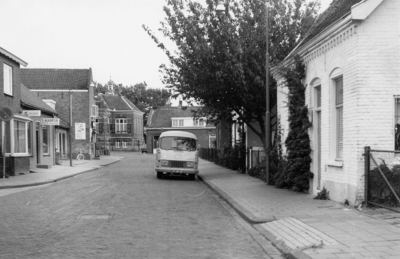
143 0 319 147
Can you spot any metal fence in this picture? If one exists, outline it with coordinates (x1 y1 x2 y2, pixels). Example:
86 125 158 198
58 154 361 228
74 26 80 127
199 148 220 164
364 146 400 212
199 147 265 173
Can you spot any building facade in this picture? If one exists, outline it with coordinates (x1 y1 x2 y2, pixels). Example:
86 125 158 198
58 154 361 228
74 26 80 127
274 0 400 204
95 82 144 152
21 68 96 160
0 47 30 176
145 105 216 153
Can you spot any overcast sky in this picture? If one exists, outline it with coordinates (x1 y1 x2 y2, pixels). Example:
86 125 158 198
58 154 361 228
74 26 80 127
1 0 331 89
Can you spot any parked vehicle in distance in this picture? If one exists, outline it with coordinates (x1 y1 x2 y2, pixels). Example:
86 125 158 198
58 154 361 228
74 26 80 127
155 131 199 180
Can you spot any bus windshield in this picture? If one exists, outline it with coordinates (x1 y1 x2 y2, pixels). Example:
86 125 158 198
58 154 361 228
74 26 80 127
160 137 197 151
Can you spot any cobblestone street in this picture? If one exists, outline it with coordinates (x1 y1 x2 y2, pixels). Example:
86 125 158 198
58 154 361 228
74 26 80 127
0 153 282 259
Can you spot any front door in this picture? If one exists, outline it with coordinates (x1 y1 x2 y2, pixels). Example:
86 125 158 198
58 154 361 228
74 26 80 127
314 86 322 190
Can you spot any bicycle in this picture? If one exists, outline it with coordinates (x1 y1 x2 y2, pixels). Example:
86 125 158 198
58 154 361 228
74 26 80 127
76 149 85 160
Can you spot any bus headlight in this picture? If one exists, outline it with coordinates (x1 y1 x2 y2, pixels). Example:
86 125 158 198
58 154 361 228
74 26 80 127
186 162 194 168
161 160 169 166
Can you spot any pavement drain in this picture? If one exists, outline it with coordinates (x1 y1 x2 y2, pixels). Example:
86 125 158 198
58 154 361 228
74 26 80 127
260 217 339 250
79 214 111 220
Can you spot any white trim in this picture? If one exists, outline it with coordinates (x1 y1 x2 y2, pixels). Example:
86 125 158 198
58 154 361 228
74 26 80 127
327 161 343 168
30 90 88 92
0 46 28 66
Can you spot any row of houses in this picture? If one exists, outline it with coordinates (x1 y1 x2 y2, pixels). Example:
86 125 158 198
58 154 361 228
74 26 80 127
0 46 144 177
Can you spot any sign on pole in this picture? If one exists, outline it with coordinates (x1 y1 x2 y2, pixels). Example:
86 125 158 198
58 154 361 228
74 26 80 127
0 105 13 122
41 118 60 125
22 110 41 117
75 123 86 140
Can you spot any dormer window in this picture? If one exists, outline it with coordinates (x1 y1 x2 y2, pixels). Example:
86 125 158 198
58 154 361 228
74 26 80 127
172 119 184 127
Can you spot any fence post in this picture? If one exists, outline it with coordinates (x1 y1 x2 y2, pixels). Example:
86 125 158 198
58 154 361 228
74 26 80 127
364 146 370 208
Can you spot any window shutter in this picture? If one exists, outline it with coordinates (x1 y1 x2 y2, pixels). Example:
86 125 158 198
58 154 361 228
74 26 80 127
110 124 115 133
127 124 131 133
99 123 103 133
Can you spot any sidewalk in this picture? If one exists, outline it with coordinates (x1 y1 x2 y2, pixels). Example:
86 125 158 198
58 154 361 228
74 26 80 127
1 156 399 258
0 156 124 189
197 159 400 259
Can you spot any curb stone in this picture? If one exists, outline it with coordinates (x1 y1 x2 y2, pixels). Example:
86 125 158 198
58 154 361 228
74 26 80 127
0 159 123 190
197 173 311 259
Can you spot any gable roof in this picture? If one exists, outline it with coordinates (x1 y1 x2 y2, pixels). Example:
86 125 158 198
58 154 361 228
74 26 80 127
147 106 201 128
101 94 143 113
297 0 363 49
0 46 27 66
20 84 58 115
20 68 92 90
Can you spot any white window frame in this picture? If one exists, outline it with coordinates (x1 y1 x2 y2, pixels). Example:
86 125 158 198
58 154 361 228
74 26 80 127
115 118 127 134
3 116 32 156
115 140 121 148
122 141 127 148
335 77 343 160
172 119 184 127
3 63 13 96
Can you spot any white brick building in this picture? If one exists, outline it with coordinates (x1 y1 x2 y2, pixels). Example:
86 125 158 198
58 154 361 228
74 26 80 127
273 0 400 204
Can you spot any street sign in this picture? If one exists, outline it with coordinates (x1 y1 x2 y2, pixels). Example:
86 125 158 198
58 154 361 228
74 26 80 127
41 118 60 125
0 105 13 121
22 110 41 117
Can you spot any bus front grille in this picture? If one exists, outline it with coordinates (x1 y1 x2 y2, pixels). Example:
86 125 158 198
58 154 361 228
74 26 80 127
170 161 185 168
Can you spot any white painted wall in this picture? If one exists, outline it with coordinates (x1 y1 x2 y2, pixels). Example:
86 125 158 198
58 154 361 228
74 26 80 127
276 0 400 204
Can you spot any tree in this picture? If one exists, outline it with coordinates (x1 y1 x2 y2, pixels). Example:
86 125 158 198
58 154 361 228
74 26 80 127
143 0 320 149
120 82 171 125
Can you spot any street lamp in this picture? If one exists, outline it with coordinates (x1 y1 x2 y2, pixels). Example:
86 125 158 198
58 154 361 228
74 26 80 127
216 0 270 184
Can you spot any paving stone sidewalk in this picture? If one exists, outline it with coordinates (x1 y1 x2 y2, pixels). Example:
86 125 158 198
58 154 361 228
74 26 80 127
0 156 124 189
197 159 400 259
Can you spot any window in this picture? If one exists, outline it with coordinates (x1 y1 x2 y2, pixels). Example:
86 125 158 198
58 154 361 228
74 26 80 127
115 118 127 133
3 119 31 155
194 118 206 127
43 125 49 155
122 141 127 148
115 140 121 148
3 63 13 95
160 137 197 151
172 119 184 127
335 77 343 159
209 134 216 148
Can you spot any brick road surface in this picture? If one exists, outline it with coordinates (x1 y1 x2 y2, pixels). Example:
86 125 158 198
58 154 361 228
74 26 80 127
0 153 283 259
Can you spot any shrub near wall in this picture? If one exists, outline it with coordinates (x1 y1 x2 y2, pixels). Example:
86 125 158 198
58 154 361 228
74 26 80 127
276 55 313 191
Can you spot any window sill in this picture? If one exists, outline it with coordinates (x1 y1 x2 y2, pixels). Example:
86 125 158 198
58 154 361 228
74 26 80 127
327 161 343 168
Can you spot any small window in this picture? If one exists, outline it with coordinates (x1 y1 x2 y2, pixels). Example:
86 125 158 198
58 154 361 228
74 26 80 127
122 141 127 148
3 63 13 95
115 140 121 148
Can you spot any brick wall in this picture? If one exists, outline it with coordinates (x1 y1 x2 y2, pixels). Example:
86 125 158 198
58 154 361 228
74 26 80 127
0 53 22 114
35 91 92 155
